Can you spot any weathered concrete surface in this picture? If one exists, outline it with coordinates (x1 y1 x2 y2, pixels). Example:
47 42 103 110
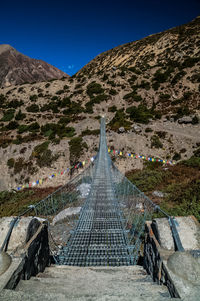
153 216 200 251
144 217 200 300
0 252 11 276
0 265 176 301
0 216 46 253
0 218 50 291
166 252 200 300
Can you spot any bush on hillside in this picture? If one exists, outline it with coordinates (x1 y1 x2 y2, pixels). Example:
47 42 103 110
126 105 153 124
26 104 39 113
29 95 38 102
87 82 104 97
1 109 15 122
151 135 163 149
15 110 26 121
109 110 132 131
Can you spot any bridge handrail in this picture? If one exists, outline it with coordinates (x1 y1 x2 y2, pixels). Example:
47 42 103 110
0 162 94 253
110 161 185 252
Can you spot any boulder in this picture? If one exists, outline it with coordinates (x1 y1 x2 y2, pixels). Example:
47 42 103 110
133 125 142 133
152 190 165 198
118 127 125 133
178 116 193 124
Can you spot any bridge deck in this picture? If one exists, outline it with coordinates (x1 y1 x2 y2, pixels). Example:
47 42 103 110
58 118 134 266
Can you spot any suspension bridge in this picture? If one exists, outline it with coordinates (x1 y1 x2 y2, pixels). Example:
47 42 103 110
2 117 199 301
11 116 179 267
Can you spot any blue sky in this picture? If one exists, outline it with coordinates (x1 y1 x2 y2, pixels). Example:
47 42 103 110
0 0 199 75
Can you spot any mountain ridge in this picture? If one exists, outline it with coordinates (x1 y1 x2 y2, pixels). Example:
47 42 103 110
0 16 199 216
0 44 68 87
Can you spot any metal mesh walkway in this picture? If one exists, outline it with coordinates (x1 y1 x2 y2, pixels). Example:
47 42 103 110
58 117 134 266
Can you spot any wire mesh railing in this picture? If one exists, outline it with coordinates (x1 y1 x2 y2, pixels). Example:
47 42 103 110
1 116 184 262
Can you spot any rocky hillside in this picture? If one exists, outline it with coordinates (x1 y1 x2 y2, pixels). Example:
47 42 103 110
0 17 199 193
0 44 68 87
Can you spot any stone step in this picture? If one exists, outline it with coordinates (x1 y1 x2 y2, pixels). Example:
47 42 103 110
0 289 67 301
41 265 148 279
0 288 177 301
15 265 172 300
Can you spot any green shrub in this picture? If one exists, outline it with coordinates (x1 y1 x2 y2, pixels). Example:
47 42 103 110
6 121 19 130
26 104 39 112
145 127 153 133
109 89 117 95
91 94 108 104
29 95 38 102
128 75 137 84
107 80 116 87
28 122 40 132
81 129 100 136
151 135 163 149
123 91 142 102
7 158 15 169
126 105 153 124
102 74 108 81
45 83 50 88
182 149 200 168
85 101 94 114
33 141 49 155
15 110 26 121
152 82 160 91
0 94 6 106
74 83 82 90
18 124 29 134
14 157 25 174
138 80 150 90
56 89 64 95
159 93 170 101
58 117 70 124
127 169 166 192
174 106 190 120
1 109 15 122
109 110 131 131
36 149 59 168
108 105 117 112
128 67 141 74
87 82 104 97
69 137 84 164
51 96 58 101
32 142 59 168
172 152 181 161
63 101 83 115
7 99 23 108
192 115 199 124
171 71 186 85
182 57 200 68
65 127 76 137
155 131 166 139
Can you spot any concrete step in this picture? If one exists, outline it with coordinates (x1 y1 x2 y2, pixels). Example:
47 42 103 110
14 265 173 300
40 265 148 279
0 289 66 301
0 288 176 301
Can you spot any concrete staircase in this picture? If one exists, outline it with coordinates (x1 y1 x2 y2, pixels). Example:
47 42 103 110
0 265 176 301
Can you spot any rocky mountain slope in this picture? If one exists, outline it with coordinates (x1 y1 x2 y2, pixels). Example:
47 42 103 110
0 44 68 87
0 16 199 198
